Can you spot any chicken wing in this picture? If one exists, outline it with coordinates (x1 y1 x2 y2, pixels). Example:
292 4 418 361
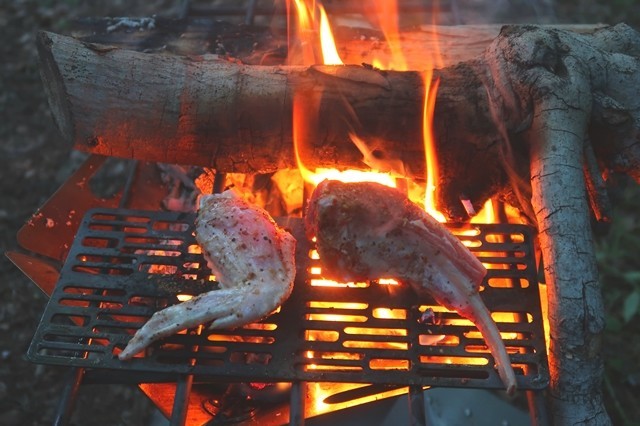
119 190 296 360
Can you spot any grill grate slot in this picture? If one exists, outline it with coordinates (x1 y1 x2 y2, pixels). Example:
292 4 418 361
28 208 549 390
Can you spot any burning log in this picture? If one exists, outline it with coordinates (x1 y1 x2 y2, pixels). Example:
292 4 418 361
36 29 441 178
36 23 640 425
37 26 640 219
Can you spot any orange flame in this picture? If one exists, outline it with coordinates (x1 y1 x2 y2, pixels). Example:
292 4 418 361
291 0 398 188
471 200 496 224
289 0 316 65
361 1 447 219
289 0 342 65
319 6 342 65
295 2 520 228
286 0 516 228
367 0 407 70
422 69 444 221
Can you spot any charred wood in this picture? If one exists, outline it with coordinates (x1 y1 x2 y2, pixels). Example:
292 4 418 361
37 26 640 220
38 30 504 216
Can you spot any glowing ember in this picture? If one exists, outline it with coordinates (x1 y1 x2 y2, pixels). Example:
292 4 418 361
296 166 397 188
309 278 368 288
373 308 406 320
306 383 409 416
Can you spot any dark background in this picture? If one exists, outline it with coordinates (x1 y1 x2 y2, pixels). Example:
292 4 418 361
1 1 638 424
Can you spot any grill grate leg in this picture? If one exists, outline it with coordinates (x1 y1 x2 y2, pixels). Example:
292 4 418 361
289 381 306 426
408 385 427 426
170 374 194 426
527 390 551 426
53 367 84 426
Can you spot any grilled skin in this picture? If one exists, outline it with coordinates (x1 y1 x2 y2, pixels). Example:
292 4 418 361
305 180 517 394
119 190 296 360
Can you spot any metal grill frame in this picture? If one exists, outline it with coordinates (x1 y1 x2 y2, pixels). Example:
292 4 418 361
28 207 549 391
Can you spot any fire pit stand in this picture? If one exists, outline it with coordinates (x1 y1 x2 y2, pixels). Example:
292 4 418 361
8 156 550 425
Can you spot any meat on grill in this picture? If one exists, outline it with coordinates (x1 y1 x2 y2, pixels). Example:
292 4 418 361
119 190 296 360
305 180 517 394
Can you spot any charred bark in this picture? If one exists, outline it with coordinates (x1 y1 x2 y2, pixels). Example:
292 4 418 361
36 27 640 221
37 30 510 218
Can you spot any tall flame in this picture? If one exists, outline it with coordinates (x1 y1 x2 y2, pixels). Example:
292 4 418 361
287 0 519 227
288 0 471 224
422 68 444 221
289 0 316 65
367 0 407 70
289 0 342 66
291 0 397 188
319 6 343 65
362 1 446 218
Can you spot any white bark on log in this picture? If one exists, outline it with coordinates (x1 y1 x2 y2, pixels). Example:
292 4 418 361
37 26 640 221
485 26 627 425
529 82 608 426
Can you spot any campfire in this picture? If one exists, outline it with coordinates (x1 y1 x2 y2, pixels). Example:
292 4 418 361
7 1 640 425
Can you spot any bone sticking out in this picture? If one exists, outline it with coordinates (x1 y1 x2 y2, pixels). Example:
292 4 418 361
305 180 517 394
459 194 476 217
119 190 296 360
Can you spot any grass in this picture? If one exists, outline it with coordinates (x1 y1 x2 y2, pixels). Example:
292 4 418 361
595 178 640 425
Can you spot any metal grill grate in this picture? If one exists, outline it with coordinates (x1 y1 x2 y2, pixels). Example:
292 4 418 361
28 208 548 390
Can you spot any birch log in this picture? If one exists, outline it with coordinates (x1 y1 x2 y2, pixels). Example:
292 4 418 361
483 24 639 425
37 30 511 219
36 26 640 220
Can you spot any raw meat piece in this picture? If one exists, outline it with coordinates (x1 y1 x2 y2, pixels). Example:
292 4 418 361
119 190 296 360
305 180 517 394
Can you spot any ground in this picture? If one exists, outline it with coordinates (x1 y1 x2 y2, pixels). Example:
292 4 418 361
0 1 638 425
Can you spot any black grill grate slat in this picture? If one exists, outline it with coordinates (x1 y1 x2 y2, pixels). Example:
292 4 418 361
28 208 549 391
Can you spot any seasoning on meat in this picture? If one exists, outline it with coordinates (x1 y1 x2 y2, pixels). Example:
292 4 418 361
305 179 517 394
119 190 296 360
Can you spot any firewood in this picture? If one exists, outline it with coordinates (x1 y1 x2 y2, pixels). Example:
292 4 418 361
488 24 639 426
37 30 505 218
37 27 640 218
